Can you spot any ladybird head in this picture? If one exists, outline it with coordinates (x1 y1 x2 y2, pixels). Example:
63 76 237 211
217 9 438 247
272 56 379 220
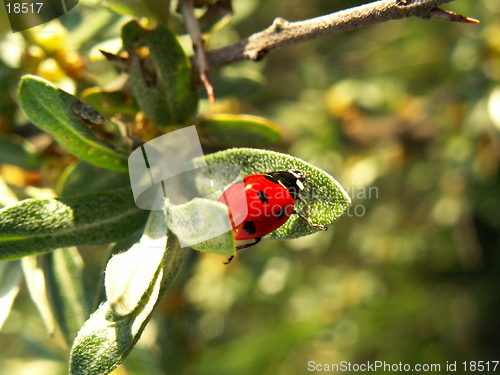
267 169 310 199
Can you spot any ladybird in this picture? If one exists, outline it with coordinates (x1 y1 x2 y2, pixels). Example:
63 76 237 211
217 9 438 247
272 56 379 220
218 169 327 263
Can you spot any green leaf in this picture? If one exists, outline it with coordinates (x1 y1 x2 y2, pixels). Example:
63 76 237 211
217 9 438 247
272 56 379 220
0 188 148 261
0 260 22 329
81 88 139 117
164 198 235 256
197 114 281 147
44 247 90 345
69 212 184 375
21 256 56 335
194 148 351 239
198 0 233 33
122 21 198 127
101 0 170 26
18 75 129 172
0 136 42 170
58 161 130 197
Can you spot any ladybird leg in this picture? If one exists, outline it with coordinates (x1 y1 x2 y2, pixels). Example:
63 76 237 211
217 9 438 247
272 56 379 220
296 195 311 215
293 210 327 231
301 179 323 204
224 237 262 264
235 236 262 251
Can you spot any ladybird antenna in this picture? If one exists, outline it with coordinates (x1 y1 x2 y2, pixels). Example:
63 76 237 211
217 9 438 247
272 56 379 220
304 170 315 177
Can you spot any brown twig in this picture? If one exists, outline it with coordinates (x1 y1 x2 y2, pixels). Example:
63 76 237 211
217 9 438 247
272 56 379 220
204 0 479 71
430 7 480 23
179 0 216 111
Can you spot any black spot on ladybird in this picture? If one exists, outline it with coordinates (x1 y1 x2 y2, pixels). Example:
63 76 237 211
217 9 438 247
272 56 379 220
243 220 257 234
276 207 285 220
257 190 269 204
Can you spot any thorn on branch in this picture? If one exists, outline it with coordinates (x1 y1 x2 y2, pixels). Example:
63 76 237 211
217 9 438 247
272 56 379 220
254 48 269 62
272 17 289 32
430 8 480 24
100 50 130 72
247 48 269 62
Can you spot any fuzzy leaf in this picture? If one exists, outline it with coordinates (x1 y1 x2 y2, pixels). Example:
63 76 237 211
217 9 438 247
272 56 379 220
194 148 351 239
90 228 146 312
44 247 90 344
105 211 167 316
164 198 235 256
0 188 148 261
0 260 22 329
69 212 184 375
18 75 128 172
122 21 198 127
58 161 130 197
21 256 56 335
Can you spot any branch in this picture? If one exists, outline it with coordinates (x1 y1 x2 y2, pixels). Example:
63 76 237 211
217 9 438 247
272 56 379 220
205 0 478 71
179 0 216 110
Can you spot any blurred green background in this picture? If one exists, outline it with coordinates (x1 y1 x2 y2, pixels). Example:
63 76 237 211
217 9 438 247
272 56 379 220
0 0 498 374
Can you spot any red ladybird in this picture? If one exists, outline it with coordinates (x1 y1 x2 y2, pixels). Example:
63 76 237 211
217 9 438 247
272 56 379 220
218 169 326 263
